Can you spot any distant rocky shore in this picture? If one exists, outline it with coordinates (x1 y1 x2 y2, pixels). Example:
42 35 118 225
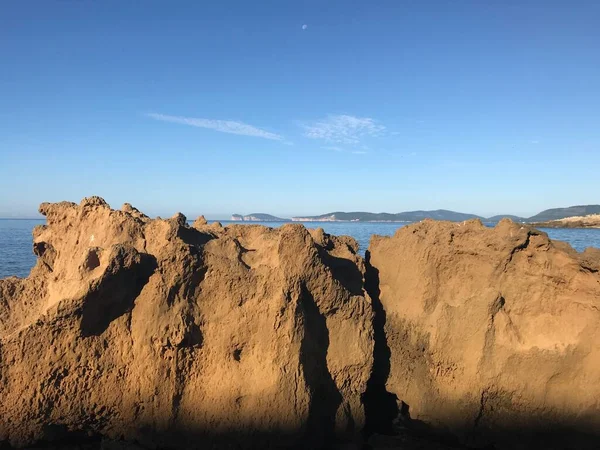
531 214 600 229
1 198 599 450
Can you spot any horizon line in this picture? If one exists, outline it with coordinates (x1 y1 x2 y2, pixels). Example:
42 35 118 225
2 204 598 222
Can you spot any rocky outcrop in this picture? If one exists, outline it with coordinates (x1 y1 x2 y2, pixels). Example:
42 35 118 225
0 197 374 449
3 200 600 450
531 213 600 228
368 219 600 449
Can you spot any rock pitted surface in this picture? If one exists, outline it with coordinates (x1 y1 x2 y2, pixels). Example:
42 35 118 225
0 197 374 449
368 218 600 449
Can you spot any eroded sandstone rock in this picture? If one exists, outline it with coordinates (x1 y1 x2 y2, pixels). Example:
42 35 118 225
0 198 374 449
368 219 600 449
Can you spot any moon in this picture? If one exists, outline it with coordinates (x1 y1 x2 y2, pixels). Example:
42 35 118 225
302 24 308 30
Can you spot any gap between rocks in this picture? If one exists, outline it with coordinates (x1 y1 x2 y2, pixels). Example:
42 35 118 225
361 250 400 437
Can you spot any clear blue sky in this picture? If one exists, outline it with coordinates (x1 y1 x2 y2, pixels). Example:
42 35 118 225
1 0 599 219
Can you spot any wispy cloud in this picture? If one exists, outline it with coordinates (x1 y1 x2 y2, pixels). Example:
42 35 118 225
303 114 385 144
147 113 284 141
322 146 368 155
530 140 539 144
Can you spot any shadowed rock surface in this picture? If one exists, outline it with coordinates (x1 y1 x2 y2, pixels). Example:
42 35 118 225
368 218 600 449
0 197 374 449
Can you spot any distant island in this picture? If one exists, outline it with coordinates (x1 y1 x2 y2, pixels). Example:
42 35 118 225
230 205 600 224
231 213 290 222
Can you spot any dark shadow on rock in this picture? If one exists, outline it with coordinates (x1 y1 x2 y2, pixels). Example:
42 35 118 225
0 424 102 450
33 241 57 272
460 421 600 450
80 249 157 337
3 414 600 450
166 249 207 308
319 250 365 296
176 227 215 249
390 402 466 449
361 250 399 437
299 282 343 449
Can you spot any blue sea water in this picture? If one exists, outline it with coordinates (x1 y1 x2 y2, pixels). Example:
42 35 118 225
1 219 600 279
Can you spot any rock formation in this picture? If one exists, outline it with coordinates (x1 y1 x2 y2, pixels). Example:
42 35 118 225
2 199 600 450
368 219 600 449
0 197 374 449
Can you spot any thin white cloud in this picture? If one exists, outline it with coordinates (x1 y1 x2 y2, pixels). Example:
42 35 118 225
303 114 385 144
530 140 539 144
147 113 284 141
322 145 368 155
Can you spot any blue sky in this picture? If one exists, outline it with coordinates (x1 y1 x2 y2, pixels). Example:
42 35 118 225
1 1 599 219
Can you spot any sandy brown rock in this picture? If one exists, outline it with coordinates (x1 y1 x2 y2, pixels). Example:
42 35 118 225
0 197 374 449
368 219 600 449
192 215 208 227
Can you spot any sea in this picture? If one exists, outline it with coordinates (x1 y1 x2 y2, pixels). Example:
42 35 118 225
1 219 600 279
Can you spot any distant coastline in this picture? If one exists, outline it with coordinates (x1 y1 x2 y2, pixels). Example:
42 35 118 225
232 205 600 224
231 213 290 222
4 204 599 225
292 218 412 223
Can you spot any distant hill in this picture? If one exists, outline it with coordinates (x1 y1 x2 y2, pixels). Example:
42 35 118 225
527 205 600 222
487 215 526 223
292 210 483 222
231 213 290 222
396 210 483 222
228 205 600 224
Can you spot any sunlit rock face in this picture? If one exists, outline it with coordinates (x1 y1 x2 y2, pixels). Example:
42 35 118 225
0 197 374 449
3 199 600 450
368 218 600 449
